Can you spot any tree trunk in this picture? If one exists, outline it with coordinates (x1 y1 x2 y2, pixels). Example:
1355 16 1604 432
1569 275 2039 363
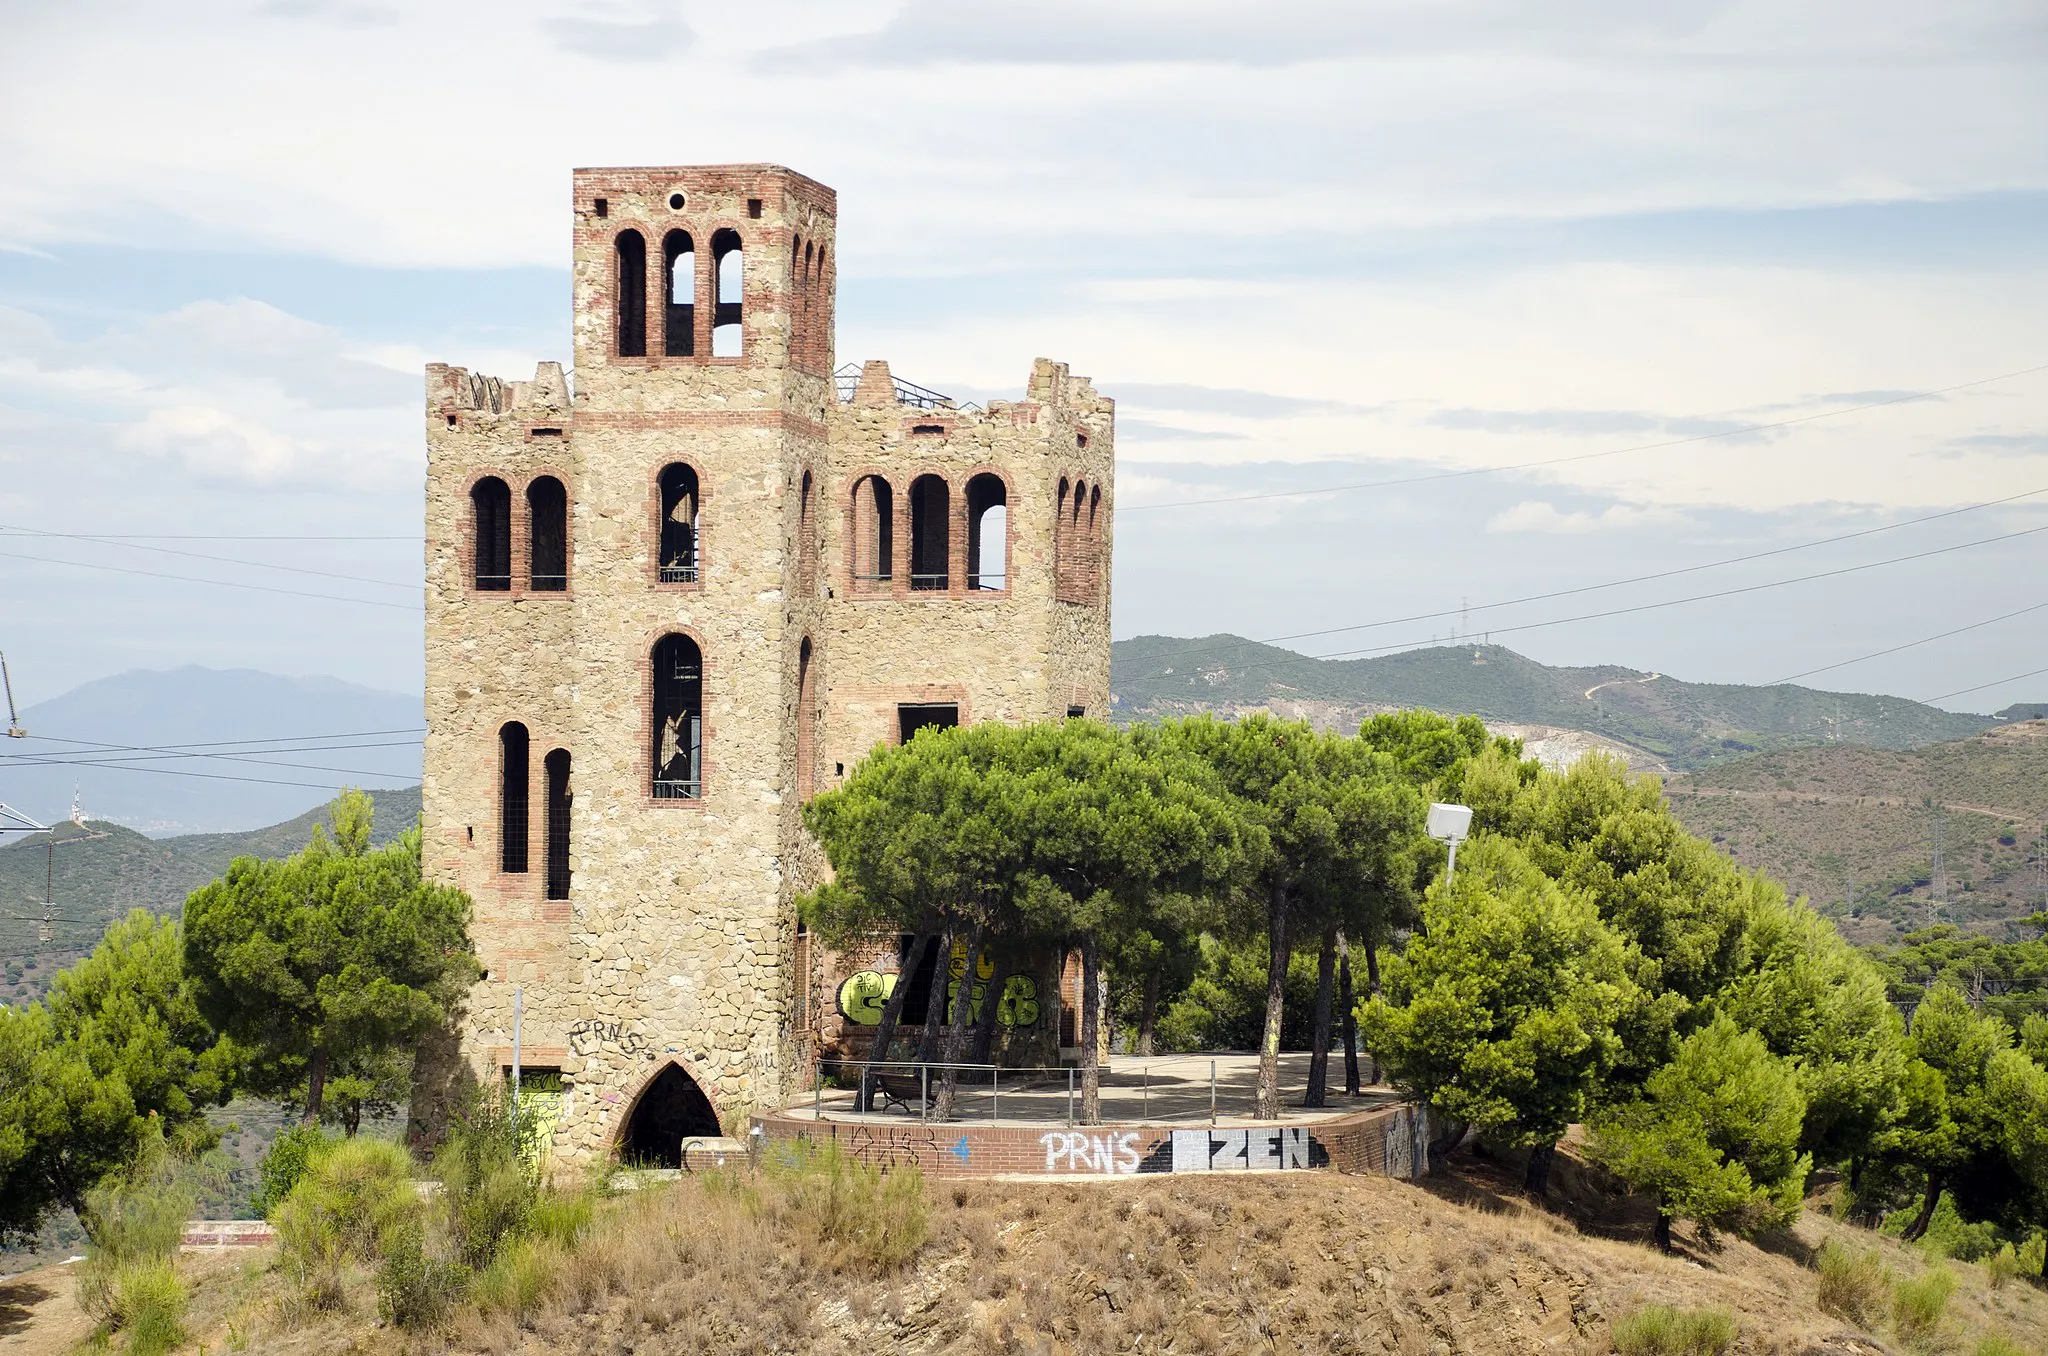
1652 1208 1674 1253
1902 1171 1944 1242
1136 968 1160 1058
1256 883 1291 1121
967 951 1010 1066
861 928 934 1113
1525 1141 1556 1195
1304 923 1337 1107
1079 934 1104 1124
303 1046 328 1125
932 928 987 1121
1362 935 1383 1084
915 926 956 1063
342 1101 361 1138
1338 929 1360 1097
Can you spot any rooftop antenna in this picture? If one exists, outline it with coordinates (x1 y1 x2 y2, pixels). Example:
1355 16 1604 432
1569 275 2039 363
1 651 23 738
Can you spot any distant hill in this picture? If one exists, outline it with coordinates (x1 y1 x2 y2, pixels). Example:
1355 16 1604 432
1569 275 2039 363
1111 636 1999 772
2 666 422 835
0 786 420 1008
1665 723 2048 945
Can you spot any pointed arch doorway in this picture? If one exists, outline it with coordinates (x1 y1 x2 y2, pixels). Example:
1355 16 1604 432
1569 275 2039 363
618 1062 721 1166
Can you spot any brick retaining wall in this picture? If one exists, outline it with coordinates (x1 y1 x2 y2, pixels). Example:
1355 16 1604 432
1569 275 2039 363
752 1102 1435 1180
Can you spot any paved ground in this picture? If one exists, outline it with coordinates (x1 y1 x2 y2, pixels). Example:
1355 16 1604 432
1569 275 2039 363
787 1051 1400 1126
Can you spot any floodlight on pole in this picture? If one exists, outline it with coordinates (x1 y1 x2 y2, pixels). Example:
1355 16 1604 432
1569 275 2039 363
1427 802 1473 884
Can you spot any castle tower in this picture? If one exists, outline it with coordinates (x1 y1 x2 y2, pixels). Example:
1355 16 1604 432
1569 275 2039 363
422 165 1112 1164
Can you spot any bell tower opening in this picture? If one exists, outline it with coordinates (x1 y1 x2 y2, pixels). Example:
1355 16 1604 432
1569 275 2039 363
620 1063 721 1165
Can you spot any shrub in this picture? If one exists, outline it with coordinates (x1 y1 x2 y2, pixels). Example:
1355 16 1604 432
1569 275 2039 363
759 1140 927 1274
435 1091 541 1271
113 1259 186 1356
254 1124 332 1216
1916 1194 2001 1263
526 1191 594 1248
75 1121 195 1343
1612 1304 1737 1356
1815 1240 1891 1330
1985 1244 2020 1290
1973 1336 2027 1356
472 1234 563 1321
273 1135 418 1310
376 1218 469 1329
1891 1266 1955 1348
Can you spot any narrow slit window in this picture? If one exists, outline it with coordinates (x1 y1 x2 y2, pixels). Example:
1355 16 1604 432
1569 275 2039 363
966 473 1007 591
795 638 816 802
500 722 529 873
651 634 704 800
909 474 949 592
657 463 700 583
544 748 571 900
615 230 647 358
798 469 816 592
471 477 511 591
711 228 743 357
851 474 892 591
1054 477 1072 600
662 230 695 357
526 476 567 590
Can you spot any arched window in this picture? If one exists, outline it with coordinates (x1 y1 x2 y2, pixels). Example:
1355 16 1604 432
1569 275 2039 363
651 634 703 799
526 476 567 591
657 463 700 584
798 469 816 594
850 474 893 593
499 721 529 873
662 230 695 357
909 474 949 592
799 239 814 366
711 228 743 357
1087 483 1103 597
966 473 1007 591
813 246 828 365
544 748 571 900
615 230 647 358
795 637 816 802
471 476 511 591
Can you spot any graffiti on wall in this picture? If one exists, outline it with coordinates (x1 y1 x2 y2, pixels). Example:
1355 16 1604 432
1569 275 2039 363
569 1019 649 1056
834 969 1041 1028
1039 1130 1141 1174
1169 1126 1327 1172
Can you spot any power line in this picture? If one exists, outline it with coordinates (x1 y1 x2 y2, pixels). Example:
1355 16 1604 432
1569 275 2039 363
0 525 417 591
26 534 418 542
1164 483 2048 664
0 548 421 611
1121 360 2048 513
0 754 404 791
1766 599 2048 687
16 727 424 753
1923 665 2048 705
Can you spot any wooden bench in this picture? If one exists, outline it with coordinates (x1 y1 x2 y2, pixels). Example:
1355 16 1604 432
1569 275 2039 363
872 1071 926 1115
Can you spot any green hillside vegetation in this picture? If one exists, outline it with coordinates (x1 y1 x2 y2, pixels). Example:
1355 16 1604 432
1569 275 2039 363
0 787 421 1008
1666 725 2048 944
1111 636 1995 771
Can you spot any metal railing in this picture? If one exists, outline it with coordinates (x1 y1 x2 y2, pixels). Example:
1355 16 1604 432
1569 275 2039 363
909 572 949 591
474 573 512 591
658 562 699 584
832 363 958 411
811 1058 1226 1126
651 778 702 800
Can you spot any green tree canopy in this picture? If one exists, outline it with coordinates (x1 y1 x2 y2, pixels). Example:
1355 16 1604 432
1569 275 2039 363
0 910 236 1241
182 790 476 1125
1359 836 1632 1192
1589 1014 1811 1251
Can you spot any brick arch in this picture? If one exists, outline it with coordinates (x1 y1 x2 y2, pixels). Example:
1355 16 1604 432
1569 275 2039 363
647 458 710 590
641 622 714 808
841 463 897 597
610 1056 723 1166
959 463 1015 594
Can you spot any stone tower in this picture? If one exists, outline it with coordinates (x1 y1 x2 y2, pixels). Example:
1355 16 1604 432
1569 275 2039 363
422 164 1113 1164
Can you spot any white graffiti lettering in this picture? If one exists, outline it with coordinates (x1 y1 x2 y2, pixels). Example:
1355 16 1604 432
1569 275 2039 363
1038 1130 1141 1175
1171 1126 1318 1172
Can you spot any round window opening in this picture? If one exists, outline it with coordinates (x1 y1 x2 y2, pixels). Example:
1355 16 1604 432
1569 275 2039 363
668 191 687 211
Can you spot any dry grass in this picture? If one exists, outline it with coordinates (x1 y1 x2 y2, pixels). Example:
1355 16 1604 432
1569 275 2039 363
162 1143 2048 1356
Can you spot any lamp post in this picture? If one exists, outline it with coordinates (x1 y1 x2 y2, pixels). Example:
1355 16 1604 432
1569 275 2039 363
1427 802 1472 884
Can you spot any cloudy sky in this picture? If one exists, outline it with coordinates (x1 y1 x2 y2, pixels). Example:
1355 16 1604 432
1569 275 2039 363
2 0 2046 716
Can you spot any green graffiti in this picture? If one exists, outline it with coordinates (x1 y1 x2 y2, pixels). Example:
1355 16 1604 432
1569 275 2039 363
838 969 1041 1027
837 969 897 1025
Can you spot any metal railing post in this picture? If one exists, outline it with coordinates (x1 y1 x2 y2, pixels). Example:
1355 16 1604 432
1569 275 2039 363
814 1060 822 1120
1210 1059 1217 1125
1067 1066 1075 1125
920 1064 928 1122
1142 1062 1149 1120
992 1065 999 1123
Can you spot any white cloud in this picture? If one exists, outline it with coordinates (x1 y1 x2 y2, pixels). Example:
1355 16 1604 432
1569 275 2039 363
116 404 304 481
1486 500 1681 534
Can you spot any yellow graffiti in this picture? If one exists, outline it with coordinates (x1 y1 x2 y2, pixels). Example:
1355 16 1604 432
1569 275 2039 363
943 973 1040 1027
836 970 896 1025
948 940 996 982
